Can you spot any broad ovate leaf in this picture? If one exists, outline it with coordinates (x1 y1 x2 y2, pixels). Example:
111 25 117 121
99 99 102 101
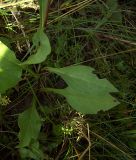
21 29 51 65
18 100 42 148
47 65 119 114
0 41 22 93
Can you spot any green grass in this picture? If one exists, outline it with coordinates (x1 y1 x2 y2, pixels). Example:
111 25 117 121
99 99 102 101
0 0 136 159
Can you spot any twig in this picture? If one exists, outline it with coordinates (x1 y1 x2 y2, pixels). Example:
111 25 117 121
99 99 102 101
0 0 33 9
97 33 136 46
10 10 30 51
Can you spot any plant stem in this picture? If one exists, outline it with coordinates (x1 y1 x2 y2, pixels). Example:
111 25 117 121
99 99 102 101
39 0 50 30
44 0 50 29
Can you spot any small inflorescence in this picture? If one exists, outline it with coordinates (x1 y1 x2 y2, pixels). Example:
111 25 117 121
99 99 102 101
0 95 11 106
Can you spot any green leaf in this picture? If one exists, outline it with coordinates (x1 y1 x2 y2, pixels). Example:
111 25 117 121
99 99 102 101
0 37 11 48
18 100 42 148
106 0 122 23
19 141 44 160
21 29 51 65
47 65 119 114
0 41 22 93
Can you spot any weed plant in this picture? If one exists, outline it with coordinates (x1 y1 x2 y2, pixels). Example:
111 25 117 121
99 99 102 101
0 0 136 160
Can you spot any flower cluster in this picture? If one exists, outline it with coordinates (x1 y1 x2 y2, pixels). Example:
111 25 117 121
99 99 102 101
0 96 11 106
